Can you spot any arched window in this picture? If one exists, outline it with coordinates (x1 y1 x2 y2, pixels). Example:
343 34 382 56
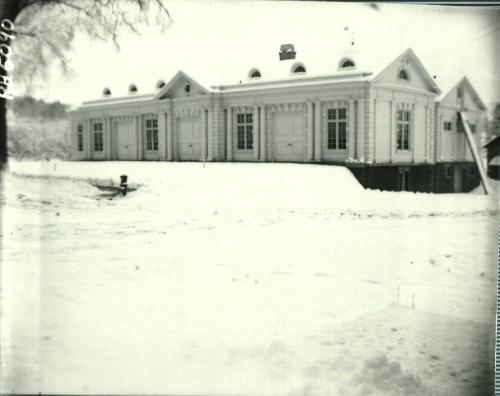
128 84 138 94
339 58 355 69
249 68 261 79
184 83 191 94
156 80 166 90
398 69 409 81
102 87 111 97
292 63 306 74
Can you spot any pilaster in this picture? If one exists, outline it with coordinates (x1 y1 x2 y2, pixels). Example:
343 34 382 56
158 111 167 160
253 105 260 160
348 99 355 160
226 107 233 161
314 101 321 161
202 108 207 160
307 101 314 161
260 105 266 161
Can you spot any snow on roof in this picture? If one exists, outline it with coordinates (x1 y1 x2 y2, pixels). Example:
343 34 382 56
79 93 155 109
79 37 405 108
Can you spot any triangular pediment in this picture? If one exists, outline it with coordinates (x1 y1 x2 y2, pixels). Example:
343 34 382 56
440 77 486 111
372 48 441 95
154 71 209 100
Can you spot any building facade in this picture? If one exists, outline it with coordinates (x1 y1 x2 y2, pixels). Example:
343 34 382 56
70 47 486 193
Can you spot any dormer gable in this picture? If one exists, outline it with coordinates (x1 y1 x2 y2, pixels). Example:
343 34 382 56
372 48 441 95
154 71 209 100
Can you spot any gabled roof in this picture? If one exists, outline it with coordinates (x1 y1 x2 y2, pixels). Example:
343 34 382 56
78 32 408 106
76 41 453 109
153 70 210 100
371 48 441 95
438 76 487 110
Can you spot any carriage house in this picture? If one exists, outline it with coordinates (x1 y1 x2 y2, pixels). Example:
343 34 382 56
69 45 486 193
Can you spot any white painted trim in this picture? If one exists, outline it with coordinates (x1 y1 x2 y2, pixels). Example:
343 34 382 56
212 72 372 92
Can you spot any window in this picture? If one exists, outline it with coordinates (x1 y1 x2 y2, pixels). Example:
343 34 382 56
396 109 411 150
129 84 138 94
145 118 159 151
457 87 462 99
469 123 476 133
184 84 191 94
156 80 166 90
77 124 84 152
445 164 452 178
93 122 103 152
470 166 476 177
339 58 355 69
399 168 410 191
398 69 409 81
292 63 306 74
236 113 253 150
249 69 261 79
443 121 452 131
327 108 348 150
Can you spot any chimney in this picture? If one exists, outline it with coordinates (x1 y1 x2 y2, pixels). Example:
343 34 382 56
279 44 296 61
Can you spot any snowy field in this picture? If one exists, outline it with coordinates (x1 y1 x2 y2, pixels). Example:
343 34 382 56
0 160 498 396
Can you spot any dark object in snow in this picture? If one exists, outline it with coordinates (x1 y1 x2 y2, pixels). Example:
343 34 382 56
94 175 136 198
120 174 128 196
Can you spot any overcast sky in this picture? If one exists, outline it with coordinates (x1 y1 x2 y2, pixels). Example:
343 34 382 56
12 1 500 111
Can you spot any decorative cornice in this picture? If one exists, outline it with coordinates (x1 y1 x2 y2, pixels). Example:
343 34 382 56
174 107 203 117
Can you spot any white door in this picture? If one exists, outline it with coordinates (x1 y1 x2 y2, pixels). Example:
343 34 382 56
116 122 137 160
178 116 202 161
272 110 306 162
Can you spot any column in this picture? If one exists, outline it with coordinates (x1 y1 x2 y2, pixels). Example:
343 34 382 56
357 99 365 162
86 119 92 160
207 108 213 160
158 111 167 160
70 120 76 157
167 107 174 161
373 98 377 163
307 101 314 161
314 101 321 161
110 118 116 160
253 105 260 160
260 105 266 161
106 117 111 159
226 107 232 161
353 101 358 160
202 109 207 160
348 100 355 160
389 101 393 162
424 105 428 162
135 114 141 160
411 103 415 163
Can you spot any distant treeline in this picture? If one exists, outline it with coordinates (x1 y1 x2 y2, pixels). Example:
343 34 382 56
8 95 69 119
7 95 71 160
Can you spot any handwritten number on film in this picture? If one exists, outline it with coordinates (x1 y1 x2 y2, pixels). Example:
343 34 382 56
0 19 15 100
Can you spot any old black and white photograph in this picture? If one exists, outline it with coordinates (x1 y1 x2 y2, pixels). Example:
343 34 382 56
0 1 499 395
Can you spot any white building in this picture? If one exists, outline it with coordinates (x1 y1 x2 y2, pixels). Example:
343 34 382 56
69 44 486 192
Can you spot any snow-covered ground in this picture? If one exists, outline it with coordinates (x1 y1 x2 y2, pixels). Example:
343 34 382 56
0 160 497 396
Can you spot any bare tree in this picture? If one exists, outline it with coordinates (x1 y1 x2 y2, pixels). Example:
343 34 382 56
0 0 171 169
